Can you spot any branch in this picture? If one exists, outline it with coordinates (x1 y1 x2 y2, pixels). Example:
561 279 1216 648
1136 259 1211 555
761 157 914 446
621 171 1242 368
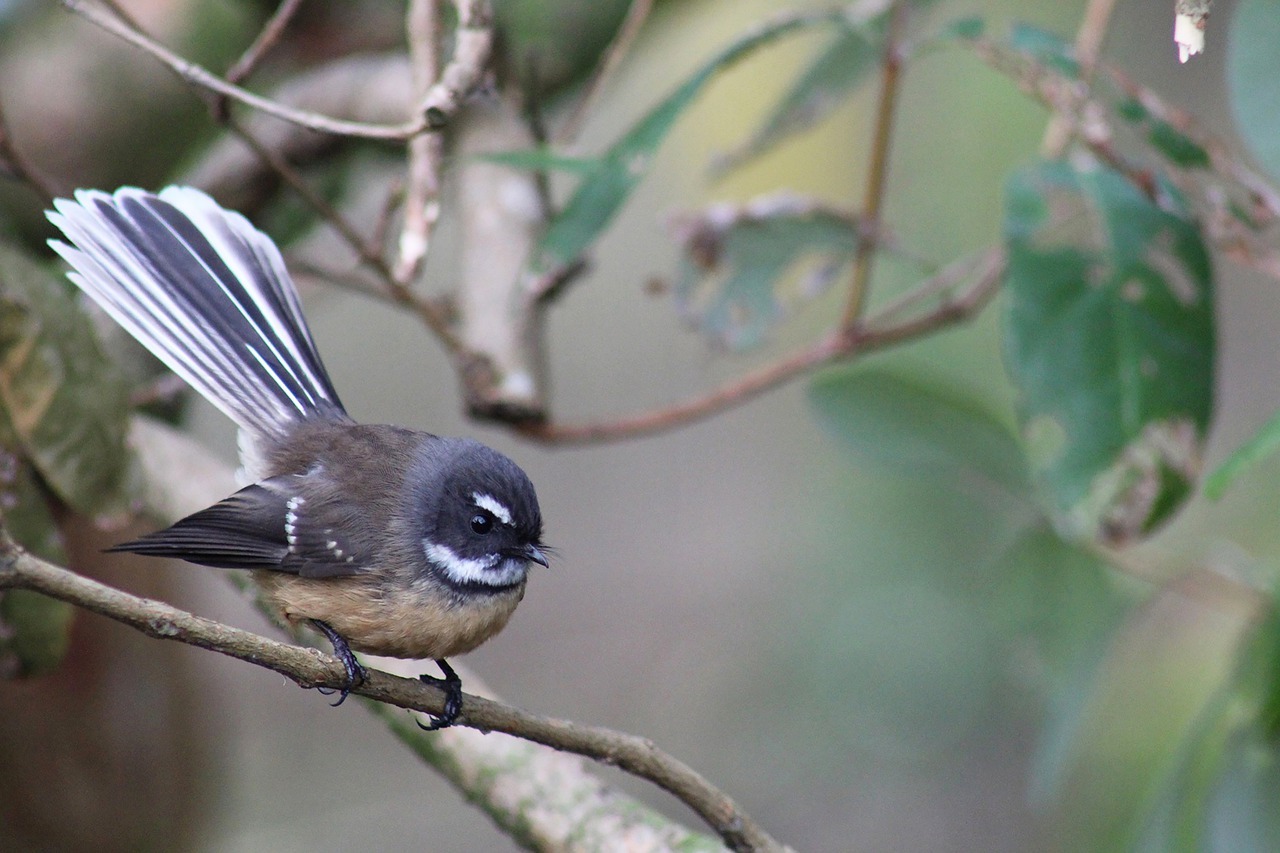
1038 0 1119 157
216 0 305 119
519 247 1006 445
0 541 781 849
394 0 457 286
43 418 787 852
63 0 426 141
840 0 909 329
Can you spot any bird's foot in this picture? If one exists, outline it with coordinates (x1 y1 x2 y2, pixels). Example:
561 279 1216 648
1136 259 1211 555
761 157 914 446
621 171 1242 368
310 619 367 707
417 659 463 731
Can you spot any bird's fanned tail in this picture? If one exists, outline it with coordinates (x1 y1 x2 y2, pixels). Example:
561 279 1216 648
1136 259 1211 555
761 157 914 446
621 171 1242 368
48 186 346 439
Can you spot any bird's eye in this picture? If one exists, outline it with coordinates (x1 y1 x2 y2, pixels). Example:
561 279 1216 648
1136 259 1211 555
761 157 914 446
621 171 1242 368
470 512 494 534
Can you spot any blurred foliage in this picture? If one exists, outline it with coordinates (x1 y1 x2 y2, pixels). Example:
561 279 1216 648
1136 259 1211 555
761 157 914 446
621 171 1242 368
0 241 138 677
523 6 861 276
1226 0 1280 184
493 0 633 93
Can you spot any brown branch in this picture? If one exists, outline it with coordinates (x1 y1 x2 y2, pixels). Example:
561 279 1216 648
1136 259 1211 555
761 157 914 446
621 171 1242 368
840 0 908 329
0 533 784 852
224 0 304 87
520 248 1006 445
396 0 499 288
62 0 425 141
1101 63 1280 221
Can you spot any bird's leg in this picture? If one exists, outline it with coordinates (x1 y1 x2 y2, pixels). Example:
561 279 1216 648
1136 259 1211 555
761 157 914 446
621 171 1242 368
417 658 463 730
310 619 367 707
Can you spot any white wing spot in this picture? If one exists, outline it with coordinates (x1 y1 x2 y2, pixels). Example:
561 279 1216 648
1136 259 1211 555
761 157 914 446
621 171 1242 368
472 492 513 526
285 495 305 551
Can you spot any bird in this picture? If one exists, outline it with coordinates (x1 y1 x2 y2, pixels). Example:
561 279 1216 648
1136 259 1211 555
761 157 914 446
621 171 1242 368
47 186 548 729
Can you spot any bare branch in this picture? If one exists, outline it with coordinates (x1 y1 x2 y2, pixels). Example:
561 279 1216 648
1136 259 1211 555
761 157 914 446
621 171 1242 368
210 0 307 126
415 0 495 127
520 248 1006 445
62 0 425 141
0 526 785 852
840 0 909 329
1040 0 1119 157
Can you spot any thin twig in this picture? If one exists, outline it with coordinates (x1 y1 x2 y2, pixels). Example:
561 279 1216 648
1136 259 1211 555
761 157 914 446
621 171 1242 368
214 0 306 120
864 246 999 324
1040 0 1118 157
519 248 1006 445
555 0 655 143
0 535 787 853
840 0 909 330
63 0 425 141
1101 63 1280 220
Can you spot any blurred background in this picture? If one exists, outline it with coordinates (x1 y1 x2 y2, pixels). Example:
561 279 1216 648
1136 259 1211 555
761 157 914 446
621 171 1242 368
2 0 1278 850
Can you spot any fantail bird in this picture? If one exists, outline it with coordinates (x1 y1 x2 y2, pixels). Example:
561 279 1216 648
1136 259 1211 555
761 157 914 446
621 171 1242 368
48 186 548 728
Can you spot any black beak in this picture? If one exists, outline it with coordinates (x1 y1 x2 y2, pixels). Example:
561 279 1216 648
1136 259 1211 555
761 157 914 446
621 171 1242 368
524 544 549 567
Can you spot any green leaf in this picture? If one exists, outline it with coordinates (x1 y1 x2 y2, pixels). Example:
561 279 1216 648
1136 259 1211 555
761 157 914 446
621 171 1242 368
712 19 884 177
994 526 1130 804
671 195 856 349
0 241 139 519
1146 120 1210 169
1048 570 1255 850
1226 0 1280 183
808 366 1030 493
1002 159 1214 546
1007 22 1079 78
528 8 855 275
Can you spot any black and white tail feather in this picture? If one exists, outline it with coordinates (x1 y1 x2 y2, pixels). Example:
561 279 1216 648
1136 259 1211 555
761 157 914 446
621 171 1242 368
47 187 346 450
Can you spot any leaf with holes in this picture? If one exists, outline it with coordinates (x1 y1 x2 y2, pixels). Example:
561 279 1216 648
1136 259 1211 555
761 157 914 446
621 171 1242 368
1002 159 1214 546
671 194 856 349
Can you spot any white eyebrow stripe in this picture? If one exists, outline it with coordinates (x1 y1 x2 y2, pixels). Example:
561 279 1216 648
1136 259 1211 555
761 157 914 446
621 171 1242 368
472 492 513 526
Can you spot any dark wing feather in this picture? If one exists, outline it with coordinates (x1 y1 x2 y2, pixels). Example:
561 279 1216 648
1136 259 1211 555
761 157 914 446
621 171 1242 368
111 475 371 578
109 482 293 570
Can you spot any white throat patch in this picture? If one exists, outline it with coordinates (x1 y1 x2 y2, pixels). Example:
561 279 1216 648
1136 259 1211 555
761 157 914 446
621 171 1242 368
423 540 526 588
471 492 513 525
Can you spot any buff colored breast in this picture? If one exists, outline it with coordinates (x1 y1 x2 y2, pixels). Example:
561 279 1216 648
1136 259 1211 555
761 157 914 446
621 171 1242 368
254 571 527 659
